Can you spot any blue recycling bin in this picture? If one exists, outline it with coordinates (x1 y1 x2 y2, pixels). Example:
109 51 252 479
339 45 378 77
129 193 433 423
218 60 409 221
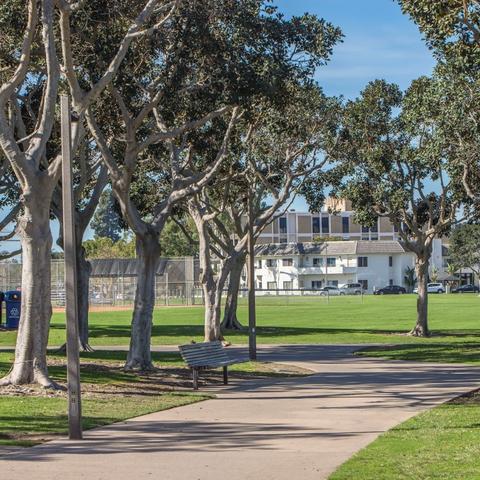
4 291 21 329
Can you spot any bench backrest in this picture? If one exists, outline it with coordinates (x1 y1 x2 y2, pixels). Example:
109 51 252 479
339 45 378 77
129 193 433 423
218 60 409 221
179 341 229 367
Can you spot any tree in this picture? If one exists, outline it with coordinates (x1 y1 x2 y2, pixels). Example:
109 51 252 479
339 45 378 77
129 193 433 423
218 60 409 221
188 83 342 340
91 190 124 242
160 218 198 257
430 265 439 283
449 223 480 286
0 0 177 387
88 0 342 368
339 79 464 337
84 236 136 259
404 266 417 293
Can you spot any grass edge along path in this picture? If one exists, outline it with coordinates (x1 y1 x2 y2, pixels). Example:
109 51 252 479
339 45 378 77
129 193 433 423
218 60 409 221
329 388 480 480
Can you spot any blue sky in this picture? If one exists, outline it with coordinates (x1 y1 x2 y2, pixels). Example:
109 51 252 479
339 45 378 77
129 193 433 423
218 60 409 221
2 1 436 252
276 0 435 100
275 0 436 210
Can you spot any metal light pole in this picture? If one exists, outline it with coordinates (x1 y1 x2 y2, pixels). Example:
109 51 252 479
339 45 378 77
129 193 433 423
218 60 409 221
61 95 83 440
247 188 257 360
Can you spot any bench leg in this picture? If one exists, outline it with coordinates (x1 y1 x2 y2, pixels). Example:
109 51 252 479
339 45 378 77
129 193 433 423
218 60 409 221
223 366 228 385
192 368 199 390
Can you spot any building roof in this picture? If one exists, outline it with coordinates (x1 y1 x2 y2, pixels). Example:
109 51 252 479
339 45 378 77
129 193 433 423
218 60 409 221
255 240 407 257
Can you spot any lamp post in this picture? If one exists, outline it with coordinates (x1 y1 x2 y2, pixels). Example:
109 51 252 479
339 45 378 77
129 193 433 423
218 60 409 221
247 188 257 360
61 95 82 440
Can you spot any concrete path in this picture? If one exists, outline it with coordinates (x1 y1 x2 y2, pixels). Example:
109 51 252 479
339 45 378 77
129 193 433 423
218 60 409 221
1 345 479 480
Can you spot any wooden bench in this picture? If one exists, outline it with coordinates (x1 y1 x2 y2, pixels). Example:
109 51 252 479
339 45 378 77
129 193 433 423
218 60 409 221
178 341 236 390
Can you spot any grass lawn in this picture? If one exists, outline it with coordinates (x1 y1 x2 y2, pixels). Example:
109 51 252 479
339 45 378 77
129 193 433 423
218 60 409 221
329 390 480 480
1 293 479 348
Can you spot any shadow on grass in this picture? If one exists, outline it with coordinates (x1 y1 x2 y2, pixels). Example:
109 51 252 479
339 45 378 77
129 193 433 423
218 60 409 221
357 343 480 364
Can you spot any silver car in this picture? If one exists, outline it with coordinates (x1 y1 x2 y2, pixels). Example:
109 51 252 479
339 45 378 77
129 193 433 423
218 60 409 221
339 283 364 295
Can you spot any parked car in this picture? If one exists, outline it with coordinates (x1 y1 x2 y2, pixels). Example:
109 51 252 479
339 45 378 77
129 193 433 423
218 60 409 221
339 283 364 295
413 283 445 294
319 286 341 296
451 284 479 294
374 285 406 295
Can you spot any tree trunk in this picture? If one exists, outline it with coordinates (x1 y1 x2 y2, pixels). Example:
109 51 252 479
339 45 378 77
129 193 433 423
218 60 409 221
0 198 56 387
77 243 93 351
203 279 223 342
221 254 245 330
125 230 160 370
410 256 430 337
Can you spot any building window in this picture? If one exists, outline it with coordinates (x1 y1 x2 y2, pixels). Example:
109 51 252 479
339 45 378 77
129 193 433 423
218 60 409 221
267 281 277 290
266 259 277 267
361 225 369 240
257 259 262 269
321 216 329 234
359 279 368 290
327 257 336 267
279 237 288 244
342 216 349 234
312 280 322 289
358 256 368 267
279 217 287 234
389 256 393 267
313 257 323 267
282 258 293 267
389 279 394 286
312 217 320 234
256 276 263 290
283 281 293 290
371 221 378 240
328 280 339 287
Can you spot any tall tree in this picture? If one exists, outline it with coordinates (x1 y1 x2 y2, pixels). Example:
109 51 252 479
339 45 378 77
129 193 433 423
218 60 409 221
0 0 177 387
91 189 124 242
88 0 342 368
448 223 480 286
339 79 464 337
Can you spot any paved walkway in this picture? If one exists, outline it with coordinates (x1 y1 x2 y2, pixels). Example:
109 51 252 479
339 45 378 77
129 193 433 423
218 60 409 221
1 345 479 479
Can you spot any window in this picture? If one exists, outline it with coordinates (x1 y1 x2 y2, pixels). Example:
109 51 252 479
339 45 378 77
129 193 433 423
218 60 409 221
256 259 262 269
342 216 349 234
312 217 320 234
361 225 370 240
389 256 393 267
313 257 323 267
256 276 263 290
321 216 329 234
279 217 287 234
327 257 336 267
358 256 368 267
359 279 368 290
282 258 293 267
266 259 277 267
389 279 394 286
267 281 277 290
328 280 339 287
283 281 293 290
312 280 322 289
370 221 378 240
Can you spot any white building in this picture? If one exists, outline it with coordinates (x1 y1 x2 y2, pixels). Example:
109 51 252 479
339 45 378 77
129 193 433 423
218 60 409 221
253 239 446 294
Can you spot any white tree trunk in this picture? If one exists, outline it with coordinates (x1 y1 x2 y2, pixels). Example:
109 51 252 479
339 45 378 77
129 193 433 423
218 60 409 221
221 253 245 330
0 197 55 387
410 255 430 337
125 231 160 370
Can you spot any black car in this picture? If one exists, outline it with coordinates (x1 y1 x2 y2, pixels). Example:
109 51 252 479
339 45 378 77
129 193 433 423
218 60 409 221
373 285 407 295
451 284 479 294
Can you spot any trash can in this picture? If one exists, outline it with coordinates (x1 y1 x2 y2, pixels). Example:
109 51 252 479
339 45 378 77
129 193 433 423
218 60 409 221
4 291 21 329
0 291 4 326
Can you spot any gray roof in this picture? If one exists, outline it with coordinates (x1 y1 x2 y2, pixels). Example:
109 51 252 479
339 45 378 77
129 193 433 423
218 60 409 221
255 240 407 257
90 258 168 278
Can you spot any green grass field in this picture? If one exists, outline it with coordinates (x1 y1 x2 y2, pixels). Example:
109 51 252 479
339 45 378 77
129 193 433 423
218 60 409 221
2 293 479 347
329 391 480 480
